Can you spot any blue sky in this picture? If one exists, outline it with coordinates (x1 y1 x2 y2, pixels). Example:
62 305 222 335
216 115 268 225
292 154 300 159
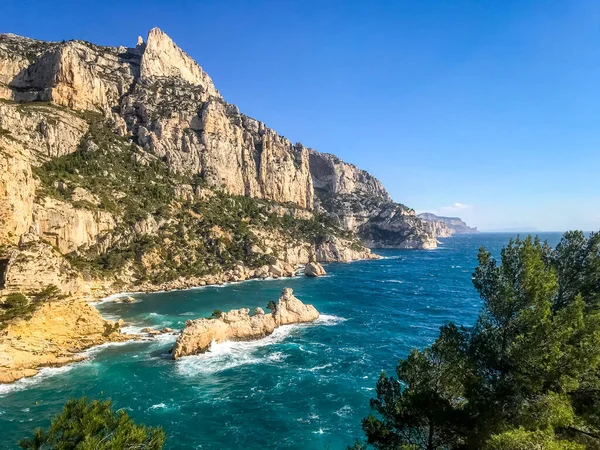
2 0 599 231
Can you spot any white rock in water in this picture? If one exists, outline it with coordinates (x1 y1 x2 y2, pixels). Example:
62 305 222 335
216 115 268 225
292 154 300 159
304 262 326 277
171 288 319 359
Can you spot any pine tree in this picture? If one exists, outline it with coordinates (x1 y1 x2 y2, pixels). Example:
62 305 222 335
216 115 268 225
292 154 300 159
358 232 600 450
19 398 166 449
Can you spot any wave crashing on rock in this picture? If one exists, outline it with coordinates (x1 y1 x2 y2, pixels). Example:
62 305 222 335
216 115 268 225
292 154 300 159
171 288 319 359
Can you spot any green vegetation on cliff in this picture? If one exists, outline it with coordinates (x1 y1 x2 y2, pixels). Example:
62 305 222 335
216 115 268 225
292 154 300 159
356 231 600 450
32 114 358 285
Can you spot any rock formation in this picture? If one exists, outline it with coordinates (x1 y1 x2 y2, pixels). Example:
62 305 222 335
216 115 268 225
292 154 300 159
418 213 478 235
304 262 326 277
172 288 318 359
308 151 440 249
0 27 441 300
0 298 129 383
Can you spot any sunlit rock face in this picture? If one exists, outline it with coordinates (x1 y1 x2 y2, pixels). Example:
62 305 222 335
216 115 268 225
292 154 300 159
171 288 319 359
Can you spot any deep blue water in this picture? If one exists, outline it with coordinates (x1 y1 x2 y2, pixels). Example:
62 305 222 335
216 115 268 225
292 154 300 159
0 233 563 449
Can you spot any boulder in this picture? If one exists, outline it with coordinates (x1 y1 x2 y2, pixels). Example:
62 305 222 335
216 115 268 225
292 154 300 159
268 264 284 277
304 262 326 277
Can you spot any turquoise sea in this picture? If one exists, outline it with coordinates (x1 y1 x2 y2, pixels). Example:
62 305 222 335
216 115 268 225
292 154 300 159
0 233 563 449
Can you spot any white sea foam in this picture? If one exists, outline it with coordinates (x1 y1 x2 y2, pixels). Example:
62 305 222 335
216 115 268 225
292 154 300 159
149 403 166 410
94 291 142 304
82 340 139 356
175 325 301 376
298 345 316 354
267 351 289 363
334 405 353 418
314 314 347 326
120 325 145 335
0 365 76 396
302 363 332 373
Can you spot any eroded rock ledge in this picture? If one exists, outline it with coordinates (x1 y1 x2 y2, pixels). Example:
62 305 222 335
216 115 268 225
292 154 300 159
171 288 318 359
0 299 130 384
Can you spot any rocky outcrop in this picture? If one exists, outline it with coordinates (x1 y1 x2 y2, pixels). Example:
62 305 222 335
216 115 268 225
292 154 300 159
251 228 379 265
140 28 220 98
0 298 129 383
32 197 116 254
360 203 438 249
121 82 314 208
309 150 390 200
0 102 89 246
308 151 439 249
0 102 88 162
418 213 478 235
0 34 140 112
172 288 318 359
0 135 35 246
304 262 326 277
424 218 454 238
1 233 83 295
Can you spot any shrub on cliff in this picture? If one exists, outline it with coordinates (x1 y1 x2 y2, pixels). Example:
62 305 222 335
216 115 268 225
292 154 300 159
3 292 27 309
356 231 600 449
19 398 165 449
0 292 41 329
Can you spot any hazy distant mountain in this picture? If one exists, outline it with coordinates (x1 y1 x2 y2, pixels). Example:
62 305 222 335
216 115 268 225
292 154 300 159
418 213 479 235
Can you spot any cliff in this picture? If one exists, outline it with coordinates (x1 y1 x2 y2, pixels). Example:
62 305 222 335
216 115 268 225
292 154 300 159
418 213 478 235
0 27 438 302
0 30 314 209
172 288 319 359
0 298 128 383
309 151 440 249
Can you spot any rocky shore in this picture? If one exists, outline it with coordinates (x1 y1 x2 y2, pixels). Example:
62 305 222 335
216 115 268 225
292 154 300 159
113 258 333 295
172 288 319 359
0 258 336 385
0 300 131 384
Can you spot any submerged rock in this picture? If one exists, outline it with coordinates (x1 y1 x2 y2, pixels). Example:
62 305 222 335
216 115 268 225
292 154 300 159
171 288 319 359
304 262 326 277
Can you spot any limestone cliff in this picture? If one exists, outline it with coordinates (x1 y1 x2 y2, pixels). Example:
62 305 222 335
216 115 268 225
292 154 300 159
418 213 478 235
0 298 128 383
0 27 439 300
172 288 319 359
0 30 313 209
309 151 439 249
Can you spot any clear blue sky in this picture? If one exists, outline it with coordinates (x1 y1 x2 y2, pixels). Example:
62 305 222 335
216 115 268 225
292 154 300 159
2 0 599 231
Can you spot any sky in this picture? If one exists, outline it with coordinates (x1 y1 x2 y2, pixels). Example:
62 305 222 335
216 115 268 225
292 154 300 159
1 0 599 231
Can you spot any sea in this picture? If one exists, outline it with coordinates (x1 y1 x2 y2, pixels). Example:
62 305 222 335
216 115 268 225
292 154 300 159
0 233 564 449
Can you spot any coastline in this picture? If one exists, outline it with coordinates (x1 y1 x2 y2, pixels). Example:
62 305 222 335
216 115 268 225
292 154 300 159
0 257 368 386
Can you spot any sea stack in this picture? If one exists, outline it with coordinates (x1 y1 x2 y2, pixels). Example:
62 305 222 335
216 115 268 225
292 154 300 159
171 288 319 359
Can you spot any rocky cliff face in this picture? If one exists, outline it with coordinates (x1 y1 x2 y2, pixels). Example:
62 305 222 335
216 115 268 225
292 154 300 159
309 151 439 248
418 213 478 235
0 27 437 301
0 30 313 209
